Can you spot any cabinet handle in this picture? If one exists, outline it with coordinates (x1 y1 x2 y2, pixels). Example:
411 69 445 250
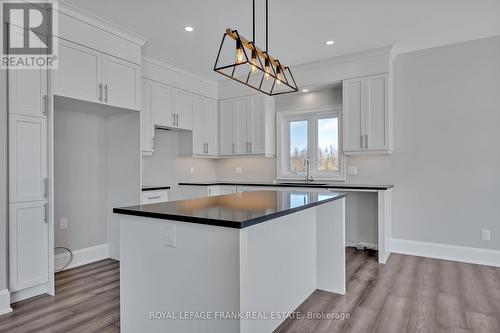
205 143 208 154
360 135 364 149
176 114 179 127
147 196 162 200
42 95 48 116
365 135 368 149
152 137 155 150
43 203 48 224
43 178 48 198
104 84 108 103
98 83 103 101
249 142 252 153
232 143 235 154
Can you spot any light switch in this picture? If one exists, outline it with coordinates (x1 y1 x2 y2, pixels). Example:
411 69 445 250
190 167 195 176
481 229 491 241
164 223 176 247
347 166 358 176
235 167 243 175
60 218 68 230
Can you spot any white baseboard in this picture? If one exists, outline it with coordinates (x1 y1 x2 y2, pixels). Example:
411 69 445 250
391 238 500 267
0 289 12 316
55 243 110 271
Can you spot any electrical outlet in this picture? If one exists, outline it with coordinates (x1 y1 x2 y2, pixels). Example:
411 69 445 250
235 167 243 175
347 166 358 176
190 167 195 176
164 223 176 248
60 218 68 230
481 229 491 241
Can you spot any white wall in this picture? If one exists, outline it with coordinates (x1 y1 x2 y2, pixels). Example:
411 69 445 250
142 129 217 200
54 109 108 251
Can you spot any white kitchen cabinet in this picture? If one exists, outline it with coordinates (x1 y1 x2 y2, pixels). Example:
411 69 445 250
173 89 192 130
54 39 140 111
141 80 154 155
8 67 48 117
205 99 219 155
219 95 275 157
342 73 392 154
191 95 205 155
9 114 47 203
102 54 141 110
9 201 49 292
154 82 174 128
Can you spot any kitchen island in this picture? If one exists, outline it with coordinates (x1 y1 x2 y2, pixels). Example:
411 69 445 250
114 190 346 333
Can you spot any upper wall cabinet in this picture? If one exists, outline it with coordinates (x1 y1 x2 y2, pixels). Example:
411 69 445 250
188 96 218 156
54 39 140 111
219 95 275 157
8 68 48 117
141 80 154 155
154 82 174 128
173 89 193 130
342 73 392 154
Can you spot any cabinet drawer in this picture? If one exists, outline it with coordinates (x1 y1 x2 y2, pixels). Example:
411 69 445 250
141 190 169 204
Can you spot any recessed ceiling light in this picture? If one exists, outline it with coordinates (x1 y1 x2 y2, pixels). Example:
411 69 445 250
326 40 335 46
302 89 309 93
185 26 194 32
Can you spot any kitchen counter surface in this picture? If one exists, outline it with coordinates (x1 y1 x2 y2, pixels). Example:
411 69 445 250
178 181 393 190
114 190 346 229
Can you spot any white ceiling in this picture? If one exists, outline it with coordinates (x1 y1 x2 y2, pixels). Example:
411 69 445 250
64 0 500 83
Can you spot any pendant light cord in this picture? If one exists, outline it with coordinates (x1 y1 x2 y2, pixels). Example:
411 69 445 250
266 0 269 52
252 0 255 44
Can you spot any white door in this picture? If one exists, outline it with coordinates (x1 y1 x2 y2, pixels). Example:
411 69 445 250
248 96 265 154
191 95 205 155
219 100 235 155
205 99 218 155
102 54 140 110
8 68 48 117
235 98 248 154
141 80 154 154
366 74 389 150
174 89 192 130
53 40 102 103
9 201 49 292
9 114 47 203
342 78 366 152
154 83 174 128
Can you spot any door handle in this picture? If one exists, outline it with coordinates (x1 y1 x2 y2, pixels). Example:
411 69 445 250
43 178 48 198
43 203 48 224
104 84 108 103
98 83 103 101
365 135 368 149
42 95 48 116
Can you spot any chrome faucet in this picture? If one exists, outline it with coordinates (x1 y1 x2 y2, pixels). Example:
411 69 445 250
304 157 314 184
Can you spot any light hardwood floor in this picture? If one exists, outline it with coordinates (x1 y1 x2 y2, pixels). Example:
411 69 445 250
0 248 499 332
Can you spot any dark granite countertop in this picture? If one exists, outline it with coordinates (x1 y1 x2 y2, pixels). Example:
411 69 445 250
114 190 346 229
178 181 393 190
142 186 171 192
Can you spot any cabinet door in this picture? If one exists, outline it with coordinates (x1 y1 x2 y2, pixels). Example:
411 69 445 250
366 74 390 150
54 40 101 103
8 68 48 117
191 95 205 155
174 89 192 130
9 114 47 203
235 99 248 154
141 80 154 154
248 96 265 154
9 201 48 292
342 78 366 152
102 54 140 110
205 99 219 155
219 100 235 155
154 83 174 128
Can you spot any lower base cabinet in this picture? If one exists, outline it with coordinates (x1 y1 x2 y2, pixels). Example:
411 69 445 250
9 201 49 292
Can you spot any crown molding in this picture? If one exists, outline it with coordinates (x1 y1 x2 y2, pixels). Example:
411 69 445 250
142 57 218 88
58 0 148 46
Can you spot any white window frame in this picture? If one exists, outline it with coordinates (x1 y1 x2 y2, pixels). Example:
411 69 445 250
277 105 345 181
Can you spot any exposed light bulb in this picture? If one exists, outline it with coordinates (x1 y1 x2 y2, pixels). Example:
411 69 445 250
236 41 245 63
250 49 257 73
276 65 283 85
264 58 270 80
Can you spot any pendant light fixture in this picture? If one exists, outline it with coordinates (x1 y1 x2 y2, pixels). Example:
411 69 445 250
214 0 298 95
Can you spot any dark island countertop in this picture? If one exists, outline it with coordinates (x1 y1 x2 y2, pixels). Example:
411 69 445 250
178 181 393 191
114 190 346 229
142 186 171 191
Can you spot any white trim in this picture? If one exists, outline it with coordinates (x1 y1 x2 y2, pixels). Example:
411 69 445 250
55 243 110 272
58 1 148 46
391 238 500 268
10 283 50 303
142 57 217 88
0 289 12 316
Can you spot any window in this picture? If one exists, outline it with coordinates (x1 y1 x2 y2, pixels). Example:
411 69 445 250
277 107 344 181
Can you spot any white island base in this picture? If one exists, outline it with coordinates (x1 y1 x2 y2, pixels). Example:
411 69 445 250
118 198 345 333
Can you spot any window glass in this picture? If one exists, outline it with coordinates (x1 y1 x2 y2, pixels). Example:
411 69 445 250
289 120 308 172
317 117 338 171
